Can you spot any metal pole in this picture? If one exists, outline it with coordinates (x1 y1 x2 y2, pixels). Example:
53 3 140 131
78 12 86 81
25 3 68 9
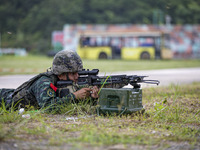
0 32 1 51
0 32 1 55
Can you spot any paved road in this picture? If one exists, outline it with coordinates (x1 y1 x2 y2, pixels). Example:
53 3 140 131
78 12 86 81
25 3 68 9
109 67 200 88
0 67 200 89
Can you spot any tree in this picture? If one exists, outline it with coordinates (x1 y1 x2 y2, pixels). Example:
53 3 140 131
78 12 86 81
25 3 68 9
0 0 199 54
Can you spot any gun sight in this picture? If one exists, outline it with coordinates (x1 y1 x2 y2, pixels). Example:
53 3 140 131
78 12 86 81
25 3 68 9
78 69 99 76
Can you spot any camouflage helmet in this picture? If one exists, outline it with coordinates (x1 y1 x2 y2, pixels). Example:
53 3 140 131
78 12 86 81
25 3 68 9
52 50 83 75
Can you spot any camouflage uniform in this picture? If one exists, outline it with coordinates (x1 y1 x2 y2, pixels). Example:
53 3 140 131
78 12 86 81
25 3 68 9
0 50 83 109
0 71 78 109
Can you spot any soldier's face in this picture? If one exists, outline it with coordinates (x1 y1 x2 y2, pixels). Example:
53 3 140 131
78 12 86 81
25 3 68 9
68 72 79 83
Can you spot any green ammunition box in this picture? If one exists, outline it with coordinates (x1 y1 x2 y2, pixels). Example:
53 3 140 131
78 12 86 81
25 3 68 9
98 88 144 115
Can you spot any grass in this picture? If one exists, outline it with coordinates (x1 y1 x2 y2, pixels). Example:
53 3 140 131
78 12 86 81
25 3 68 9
0 55 200 75
0 83 199 149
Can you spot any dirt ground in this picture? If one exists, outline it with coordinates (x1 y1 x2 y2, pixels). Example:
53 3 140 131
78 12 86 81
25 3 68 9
1 140 200 150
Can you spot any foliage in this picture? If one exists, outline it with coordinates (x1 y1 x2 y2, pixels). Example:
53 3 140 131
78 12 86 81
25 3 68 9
0 0 200 54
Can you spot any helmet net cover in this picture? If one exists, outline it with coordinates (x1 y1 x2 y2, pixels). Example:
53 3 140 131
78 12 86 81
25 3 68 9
52 50 83 75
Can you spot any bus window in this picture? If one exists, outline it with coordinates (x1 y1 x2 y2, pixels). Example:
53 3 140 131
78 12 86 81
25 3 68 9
139 37 154 47
96 36 102 46
81 37 90 47
124 37 140 48
89 37 96 46
103 37 110 46
124 37 133 47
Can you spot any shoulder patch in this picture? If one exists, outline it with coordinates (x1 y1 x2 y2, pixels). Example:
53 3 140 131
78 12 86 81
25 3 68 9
47 89 54 97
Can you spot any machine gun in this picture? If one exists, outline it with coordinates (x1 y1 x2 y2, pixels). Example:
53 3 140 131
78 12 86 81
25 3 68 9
56 69 160 115
56 69 159 89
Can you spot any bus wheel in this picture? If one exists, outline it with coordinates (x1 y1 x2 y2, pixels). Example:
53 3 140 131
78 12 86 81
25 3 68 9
99 52 108 59
140 52 150 60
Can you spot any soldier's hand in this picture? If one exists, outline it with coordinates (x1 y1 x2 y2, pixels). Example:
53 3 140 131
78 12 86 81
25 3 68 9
91 86 99 99
73 88 91 99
